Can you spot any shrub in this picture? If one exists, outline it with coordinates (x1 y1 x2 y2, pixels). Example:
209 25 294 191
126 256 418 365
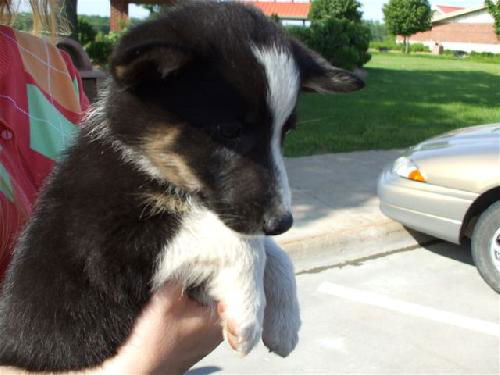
287 18 371 70
309 0 363 23
439 50 500 63
369 37 399 51
85 32 122 66
405 42 430 52
288 0 370 70
308 17 371 70
470 51 499 58
286 26 312 45
369 40 429 53
469 51 500 64
270 14 281 24
441 50 458 57
77 18 97 47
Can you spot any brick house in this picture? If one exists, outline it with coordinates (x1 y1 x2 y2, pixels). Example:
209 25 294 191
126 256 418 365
434 4 464 16
110 0 311 31
397 5 500 53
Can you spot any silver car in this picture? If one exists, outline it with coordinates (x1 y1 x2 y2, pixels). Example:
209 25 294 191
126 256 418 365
378 124 500 293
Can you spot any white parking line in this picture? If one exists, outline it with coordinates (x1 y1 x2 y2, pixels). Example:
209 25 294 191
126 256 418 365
318 282 500 337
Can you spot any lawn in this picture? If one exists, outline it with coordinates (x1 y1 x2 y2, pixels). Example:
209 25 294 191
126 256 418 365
285 53 500 157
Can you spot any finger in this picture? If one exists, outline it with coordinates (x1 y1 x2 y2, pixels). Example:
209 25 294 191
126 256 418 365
225 320 238 337
221 317 239 351
217 302 225 317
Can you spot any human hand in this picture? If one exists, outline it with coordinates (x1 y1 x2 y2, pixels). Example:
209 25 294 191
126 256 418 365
100 283 224 375
0 283 224 375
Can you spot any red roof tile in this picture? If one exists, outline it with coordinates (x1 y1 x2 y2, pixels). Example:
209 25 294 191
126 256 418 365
246 2 311 19
436 5 465 14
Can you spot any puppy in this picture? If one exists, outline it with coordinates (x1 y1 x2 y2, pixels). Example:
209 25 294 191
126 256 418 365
0 2 364 371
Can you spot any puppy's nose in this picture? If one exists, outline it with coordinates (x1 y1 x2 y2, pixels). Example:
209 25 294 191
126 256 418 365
263 212 293 235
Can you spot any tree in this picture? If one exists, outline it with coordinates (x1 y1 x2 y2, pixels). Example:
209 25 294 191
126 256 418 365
77 17 97 46
309 0 363 23
270 14 281 24
485 0 500 36
12 12 33 32
61 0 78 39
139 1 178 18
308 17 371 70
292 0 370 70
140 4 161 16
383 0 432 53
78 15 110 34
363 20 389 41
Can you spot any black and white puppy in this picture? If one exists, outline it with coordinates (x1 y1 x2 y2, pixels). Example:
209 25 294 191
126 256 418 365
0 2 364 371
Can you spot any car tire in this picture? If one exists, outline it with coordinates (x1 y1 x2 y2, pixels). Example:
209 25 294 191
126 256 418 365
471 201 500 294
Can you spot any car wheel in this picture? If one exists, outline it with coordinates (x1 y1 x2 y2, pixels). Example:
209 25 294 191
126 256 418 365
471 201 500 294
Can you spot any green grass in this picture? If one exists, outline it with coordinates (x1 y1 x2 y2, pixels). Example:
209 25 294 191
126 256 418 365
285 53 500 156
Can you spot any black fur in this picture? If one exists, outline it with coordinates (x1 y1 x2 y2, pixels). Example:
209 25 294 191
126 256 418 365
0 136 178 369
0 2 363 371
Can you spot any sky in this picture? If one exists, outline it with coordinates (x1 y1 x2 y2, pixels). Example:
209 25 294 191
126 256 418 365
76 0 486 21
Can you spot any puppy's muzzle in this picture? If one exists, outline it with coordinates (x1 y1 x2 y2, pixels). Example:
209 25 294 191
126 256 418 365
263 212 293 236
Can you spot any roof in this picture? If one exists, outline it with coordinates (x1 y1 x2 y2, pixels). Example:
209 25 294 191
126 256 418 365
246 2 311 20
435 5 464 14
433 5 487 23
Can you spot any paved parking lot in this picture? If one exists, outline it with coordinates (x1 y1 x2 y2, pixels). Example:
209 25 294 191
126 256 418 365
191 242 499 374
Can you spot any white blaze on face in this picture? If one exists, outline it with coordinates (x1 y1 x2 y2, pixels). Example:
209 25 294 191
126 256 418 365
252 45 299 212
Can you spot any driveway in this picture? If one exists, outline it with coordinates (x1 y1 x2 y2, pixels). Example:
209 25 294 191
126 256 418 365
191 242 499 374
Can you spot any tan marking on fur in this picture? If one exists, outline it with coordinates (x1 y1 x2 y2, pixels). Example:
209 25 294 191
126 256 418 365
115 65 127 79
115 48 190 81
141 127 202 192
140 191 190 217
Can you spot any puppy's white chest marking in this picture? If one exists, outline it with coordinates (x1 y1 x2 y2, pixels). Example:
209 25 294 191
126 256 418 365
153 205 268 354
152 205 265 290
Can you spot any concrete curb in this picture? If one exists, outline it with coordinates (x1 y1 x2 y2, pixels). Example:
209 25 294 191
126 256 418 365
277 220 434 274
274 150 435 274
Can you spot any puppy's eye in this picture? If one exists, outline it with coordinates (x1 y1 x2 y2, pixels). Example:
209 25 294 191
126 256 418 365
217 123 243 140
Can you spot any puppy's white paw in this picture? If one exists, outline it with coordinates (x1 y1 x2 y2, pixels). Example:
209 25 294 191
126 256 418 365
219 307 264 356
262 301 301 357
221 314 263 356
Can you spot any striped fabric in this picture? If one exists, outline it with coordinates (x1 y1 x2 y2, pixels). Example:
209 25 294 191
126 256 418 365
0 25 89 281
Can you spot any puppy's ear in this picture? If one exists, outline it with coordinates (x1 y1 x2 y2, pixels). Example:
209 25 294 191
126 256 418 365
111 42 191 88
291 40 365 93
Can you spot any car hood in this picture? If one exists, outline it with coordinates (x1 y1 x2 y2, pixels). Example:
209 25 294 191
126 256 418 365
421 123 500 146
407 124 500 193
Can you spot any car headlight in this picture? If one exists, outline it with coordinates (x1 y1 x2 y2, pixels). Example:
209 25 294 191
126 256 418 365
392 157 427 183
